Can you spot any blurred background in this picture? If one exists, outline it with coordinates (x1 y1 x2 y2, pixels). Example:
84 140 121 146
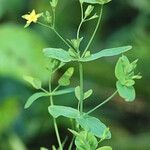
0 0 150 149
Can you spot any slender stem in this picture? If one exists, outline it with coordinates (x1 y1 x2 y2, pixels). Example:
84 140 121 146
68 136 75 150
77 2 84 39
49 75 63 150
80 2 84 20
53 85 60 93
52 8 56 28
40 88 49 94
77 20 84 39
82 5 103 57
52 28 71 48
37 22 71 48
86 90 118 115
79 63 84 114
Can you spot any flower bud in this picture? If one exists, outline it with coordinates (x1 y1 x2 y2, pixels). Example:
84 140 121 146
85 5 94 18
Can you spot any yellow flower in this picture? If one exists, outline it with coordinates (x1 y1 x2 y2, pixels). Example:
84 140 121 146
22 9 43 28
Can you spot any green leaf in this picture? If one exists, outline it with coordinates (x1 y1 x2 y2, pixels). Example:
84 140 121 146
97 146 112 150
75 131 98 150
81 0 111 5
115 57 126 85
43 48 72 62
116 81 136 102
125 79 135 87
115 55 141 87
76 115 111 139
80 46 132 62
85 5 94 18
50 0 58 8
84 89 93 100
52 146 57 150
40 147 49 150
75 86 80 101
68 38 83 50
24 92 48 109
75 86 93 101
23 75 42 89
52 88 74 96
48 105 80 119
68 129 79 136
58 67 74 86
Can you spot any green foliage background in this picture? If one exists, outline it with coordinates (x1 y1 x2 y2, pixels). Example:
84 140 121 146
0 0 150 149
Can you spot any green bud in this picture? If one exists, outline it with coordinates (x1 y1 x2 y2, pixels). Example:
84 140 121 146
50 0 58 8
88 13 99 20
45 11 52 24
68 48 78 58
85 5 94 18
84 51 91 57
132 74 142 80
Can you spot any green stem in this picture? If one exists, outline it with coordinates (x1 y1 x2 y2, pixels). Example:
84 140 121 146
77 2 84 39
37 22 71 48
86 90 118 115
52 28 71 48
82 5 103 57
52 8 56 28
77 19 84 39
49 75 63 150
79 63 84 114
68 136 75 150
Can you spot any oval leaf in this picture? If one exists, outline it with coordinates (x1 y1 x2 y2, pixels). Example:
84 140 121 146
24 92 48 109
58 67 74 86
43 48 72 62
80 46 132 62
23 75 42 89
84 89 93 100
76 115 111 139
48 105 80 119
116 81 136 102
52 88 74 96
81 0 111 5
97 146 112 150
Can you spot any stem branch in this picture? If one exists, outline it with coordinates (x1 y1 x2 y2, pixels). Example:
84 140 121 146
86 90 118 115
79 63 84 114
49 75 63 150
82 5 103 57
37 22 71 48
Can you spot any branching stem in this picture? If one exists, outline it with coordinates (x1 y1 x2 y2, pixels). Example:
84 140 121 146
86 90 118 115
37 22 71 48
82 5 103 57
49 75 63 150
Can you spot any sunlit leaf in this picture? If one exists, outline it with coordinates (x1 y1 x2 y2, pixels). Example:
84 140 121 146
80 0 111 5
52 88 74 96
76 115 111 139
58 67 74 86
80 46 132 62
116 81 136 102
97 146 112 150
84 89 93 100
75 131 98 150
23 75 41 89
24 92 48 109
75 86 93 101
43 48 72 62
48 105 80 118
40 147 49 150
